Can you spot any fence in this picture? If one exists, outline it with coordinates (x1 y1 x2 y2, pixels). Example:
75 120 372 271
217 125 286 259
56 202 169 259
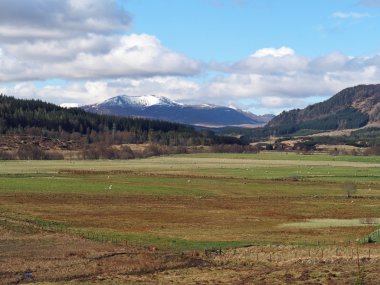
209 244 380 265
1 212 380 261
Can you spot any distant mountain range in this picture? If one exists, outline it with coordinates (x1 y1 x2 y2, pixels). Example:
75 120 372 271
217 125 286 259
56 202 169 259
267 84 380 135
82 95 274 127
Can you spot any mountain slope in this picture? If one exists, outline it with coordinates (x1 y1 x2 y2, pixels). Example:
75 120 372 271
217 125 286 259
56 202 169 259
83 95 273 127
0 94 195 134
266 84 380 134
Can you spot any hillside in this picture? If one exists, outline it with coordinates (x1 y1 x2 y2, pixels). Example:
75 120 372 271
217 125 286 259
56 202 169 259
266 84 380 135
0 94 194 135
0 94 243 149
83 95 273 127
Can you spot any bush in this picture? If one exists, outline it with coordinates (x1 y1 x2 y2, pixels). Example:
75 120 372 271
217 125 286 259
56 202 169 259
81 144 136 160
44 151 64 160
17 144 45 160
142 144 161 158
364 146 380 156
81 145 100 159
0 150 16 160
211 144 244 153
116 145 135 159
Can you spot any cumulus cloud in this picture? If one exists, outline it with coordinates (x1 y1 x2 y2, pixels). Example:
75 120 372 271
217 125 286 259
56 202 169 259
202 47 380 111
3 46 380 113
0 0 131 40
250 47 295 58
2 34 116 62
0 34 201 82
230 47 307 75
2 0 380 117
0 0 200 82
0 77 202 106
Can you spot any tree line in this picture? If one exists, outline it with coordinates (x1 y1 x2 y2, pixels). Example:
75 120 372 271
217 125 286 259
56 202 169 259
0 94 244 147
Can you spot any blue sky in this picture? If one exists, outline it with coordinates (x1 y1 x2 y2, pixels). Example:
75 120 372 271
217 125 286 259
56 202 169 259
1 0 380 114
125 0 380 60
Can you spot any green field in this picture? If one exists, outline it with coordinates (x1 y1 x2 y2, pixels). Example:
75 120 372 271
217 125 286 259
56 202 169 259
1 153 380 247
1 152 380 284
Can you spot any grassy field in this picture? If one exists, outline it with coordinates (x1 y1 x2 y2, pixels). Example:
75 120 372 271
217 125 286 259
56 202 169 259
1 152 380 284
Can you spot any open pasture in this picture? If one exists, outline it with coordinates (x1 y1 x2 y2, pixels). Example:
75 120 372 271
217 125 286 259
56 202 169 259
1 152 380 284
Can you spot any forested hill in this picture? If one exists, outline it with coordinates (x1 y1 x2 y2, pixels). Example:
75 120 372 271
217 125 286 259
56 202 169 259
0 94 240 146
266 84 380 135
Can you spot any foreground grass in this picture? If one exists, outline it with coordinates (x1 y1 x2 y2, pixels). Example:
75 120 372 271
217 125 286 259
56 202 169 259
2 152 380 284
1 152 380 251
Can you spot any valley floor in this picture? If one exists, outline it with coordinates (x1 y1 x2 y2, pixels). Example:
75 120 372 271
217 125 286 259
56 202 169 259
1 152 380 284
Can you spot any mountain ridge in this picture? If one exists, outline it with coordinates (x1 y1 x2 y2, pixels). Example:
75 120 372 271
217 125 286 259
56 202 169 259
102 94 180 108
83 94 273 127
266 84 380 135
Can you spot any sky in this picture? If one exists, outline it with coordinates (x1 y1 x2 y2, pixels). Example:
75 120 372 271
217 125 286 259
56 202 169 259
1 0 380 114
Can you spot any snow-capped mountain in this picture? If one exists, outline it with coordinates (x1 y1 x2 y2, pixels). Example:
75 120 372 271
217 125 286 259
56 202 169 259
103 95 179 108
83 95 273 127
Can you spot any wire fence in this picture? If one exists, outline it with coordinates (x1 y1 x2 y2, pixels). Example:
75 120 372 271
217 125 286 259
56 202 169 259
1 213 380 262
209 244 380 265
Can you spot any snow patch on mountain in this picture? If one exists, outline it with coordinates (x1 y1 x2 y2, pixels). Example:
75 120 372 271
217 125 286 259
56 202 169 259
82 94 275 127
103 95 179 108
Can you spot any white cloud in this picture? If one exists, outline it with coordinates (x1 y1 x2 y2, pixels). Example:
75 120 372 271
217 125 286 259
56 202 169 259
202 47 380 110
259 96 306 109
308 52 348 72
60 103 79 108
2 32 380 114
2 34 116 62
0 34 201 81
0 0 131 40
332 12 370 19
250 47 295 58
0 0 200 81
0 77 202 106
63 34 201 79
231 48 307 75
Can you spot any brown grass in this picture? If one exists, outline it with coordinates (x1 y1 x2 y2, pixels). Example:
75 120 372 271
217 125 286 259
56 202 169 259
2 155 380 284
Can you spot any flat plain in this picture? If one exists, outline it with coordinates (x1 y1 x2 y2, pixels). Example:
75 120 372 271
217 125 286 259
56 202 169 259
1 152 380 284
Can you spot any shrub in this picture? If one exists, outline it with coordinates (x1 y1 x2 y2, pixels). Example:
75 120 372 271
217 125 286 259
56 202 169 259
44 151 64 160
17 144 45 160
0 150 16 160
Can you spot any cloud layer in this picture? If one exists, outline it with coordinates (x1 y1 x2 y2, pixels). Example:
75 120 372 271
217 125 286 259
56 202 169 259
0 0 131 40
2 46 380 113
1 0 380 114
0 0 200 82
0 34 201 81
